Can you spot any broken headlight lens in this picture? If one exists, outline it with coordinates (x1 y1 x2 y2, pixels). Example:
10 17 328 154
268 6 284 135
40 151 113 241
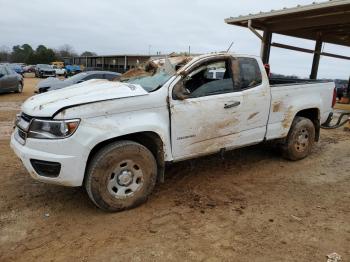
27 119 80 139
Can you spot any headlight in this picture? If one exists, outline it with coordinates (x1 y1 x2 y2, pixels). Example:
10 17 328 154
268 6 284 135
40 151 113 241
27 119 80 139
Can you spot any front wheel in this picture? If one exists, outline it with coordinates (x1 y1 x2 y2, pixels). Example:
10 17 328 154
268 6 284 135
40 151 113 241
281 116 315 161
85 140 158 212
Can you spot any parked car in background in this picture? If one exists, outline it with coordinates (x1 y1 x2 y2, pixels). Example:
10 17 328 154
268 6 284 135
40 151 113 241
65 65 81 76
35 64 56 78
51 61 65 68
23 65 36 73
10 64 24 76
0 65 23 93
207 68 226 79
35 71 121 93
52 65 66 77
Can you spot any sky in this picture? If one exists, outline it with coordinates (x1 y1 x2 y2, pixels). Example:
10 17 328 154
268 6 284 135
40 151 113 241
0 0 349 79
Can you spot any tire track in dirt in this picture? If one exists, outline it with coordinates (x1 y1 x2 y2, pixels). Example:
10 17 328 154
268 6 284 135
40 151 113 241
0 121 14 140
0 102 22 111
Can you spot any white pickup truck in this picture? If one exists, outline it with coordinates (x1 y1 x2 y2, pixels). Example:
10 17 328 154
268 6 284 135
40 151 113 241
11 53 335 211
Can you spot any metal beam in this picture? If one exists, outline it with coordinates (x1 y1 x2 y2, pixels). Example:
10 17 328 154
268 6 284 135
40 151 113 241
271 42 314 54
271 42 350 60
248 20 263 40
320 52 350 60
310 38 323 79
261 31 272 64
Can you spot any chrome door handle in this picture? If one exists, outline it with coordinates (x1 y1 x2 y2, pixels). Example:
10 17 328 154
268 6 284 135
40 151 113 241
224 101 240 109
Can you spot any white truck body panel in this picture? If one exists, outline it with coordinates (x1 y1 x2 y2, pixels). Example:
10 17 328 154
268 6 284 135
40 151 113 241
266 83 334 140
22 79 149 117
11 53 335 187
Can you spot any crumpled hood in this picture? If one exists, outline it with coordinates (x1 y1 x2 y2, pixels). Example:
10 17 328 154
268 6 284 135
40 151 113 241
22 79 148 117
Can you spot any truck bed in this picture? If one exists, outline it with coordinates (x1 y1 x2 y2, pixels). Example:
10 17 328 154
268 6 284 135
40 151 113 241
266 80 334 141
269 77 332 87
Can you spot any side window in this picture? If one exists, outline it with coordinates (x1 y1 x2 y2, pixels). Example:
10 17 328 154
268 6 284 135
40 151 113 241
84 74 103 81
232 58 262 90
5 67 14 75
104 73 118 81
0 67 8 76
184 60 234 99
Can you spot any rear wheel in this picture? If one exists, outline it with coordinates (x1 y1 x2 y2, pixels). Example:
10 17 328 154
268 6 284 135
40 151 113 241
15 82 23 93
85 140 157 212
281 116 315 161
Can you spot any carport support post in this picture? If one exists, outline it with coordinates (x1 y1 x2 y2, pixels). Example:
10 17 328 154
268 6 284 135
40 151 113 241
310 38 323 79
260 30 272 64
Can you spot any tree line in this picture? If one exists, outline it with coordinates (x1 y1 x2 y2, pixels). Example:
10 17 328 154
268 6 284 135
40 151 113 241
0 44 97 64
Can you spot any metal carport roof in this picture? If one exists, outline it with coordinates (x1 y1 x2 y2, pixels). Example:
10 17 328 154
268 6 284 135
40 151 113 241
225 0 350 47
225 0 350 79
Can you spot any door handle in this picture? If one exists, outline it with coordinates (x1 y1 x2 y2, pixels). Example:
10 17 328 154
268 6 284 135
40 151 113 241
224 101 240 109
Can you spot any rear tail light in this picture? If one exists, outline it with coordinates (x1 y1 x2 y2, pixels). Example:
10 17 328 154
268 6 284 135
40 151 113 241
332 87 336 108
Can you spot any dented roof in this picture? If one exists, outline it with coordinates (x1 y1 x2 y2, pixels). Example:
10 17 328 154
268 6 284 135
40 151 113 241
225 0 350 46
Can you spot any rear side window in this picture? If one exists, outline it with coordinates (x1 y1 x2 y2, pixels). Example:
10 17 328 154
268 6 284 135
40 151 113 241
232 57 262 90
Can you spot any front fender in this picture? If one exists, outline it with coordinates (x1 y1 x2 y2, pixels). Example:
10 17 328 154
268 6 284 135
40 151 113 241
74 107 172 161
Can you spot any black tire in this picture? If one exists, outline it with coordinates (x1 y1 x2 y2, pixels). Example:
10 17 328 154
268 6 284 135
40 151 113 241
85 140 157 212
281 116 315 161
15 82 23 93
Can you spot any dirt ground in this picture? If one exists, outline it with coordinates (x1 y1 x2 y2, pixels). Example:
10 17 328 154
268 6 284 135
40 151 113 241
0 77 349 262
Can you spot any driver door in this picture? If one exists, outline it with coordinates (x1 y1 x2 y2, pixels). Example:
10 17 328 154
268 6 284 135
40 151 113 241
170 57 243 160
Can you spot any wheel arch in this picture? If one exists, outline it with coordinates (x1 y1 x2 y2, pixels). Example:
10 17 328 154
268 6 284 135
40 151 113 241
84 131 166 184
295 108 320 141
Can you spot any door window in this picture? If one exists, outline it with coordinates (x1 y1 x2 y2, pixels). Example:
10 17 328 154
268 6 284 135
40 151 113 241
184 60 234 99
0 66 8 76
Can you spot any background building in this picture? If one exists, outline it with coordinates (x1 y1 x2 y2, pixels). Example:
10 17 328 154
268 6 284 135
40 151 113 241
63 54 164 73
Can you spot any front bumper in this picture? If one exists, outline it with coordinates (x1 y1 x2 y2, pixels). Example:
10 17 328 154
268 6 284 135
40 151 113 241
10 131 87 187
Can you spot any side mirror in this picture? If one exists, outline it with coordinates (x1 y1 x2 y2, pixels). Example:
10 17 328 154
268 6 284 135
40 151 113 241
0 73 4 78
172 80 190 100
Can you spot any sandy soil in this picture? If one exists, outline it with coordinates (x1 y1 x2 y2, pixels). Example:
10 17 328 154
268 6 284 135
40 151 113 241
0 78 349 262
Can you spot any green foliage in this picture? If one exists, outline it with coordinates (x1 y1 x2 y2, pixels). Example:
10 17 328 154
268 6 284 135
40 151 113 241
11 44 34 63
3 44 57 64
80 51 97 57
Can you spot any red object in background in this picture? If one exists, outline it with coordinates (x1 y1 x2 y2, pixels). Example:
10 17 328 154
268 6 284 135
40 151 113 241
332 87 337 108
264 64 271 77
